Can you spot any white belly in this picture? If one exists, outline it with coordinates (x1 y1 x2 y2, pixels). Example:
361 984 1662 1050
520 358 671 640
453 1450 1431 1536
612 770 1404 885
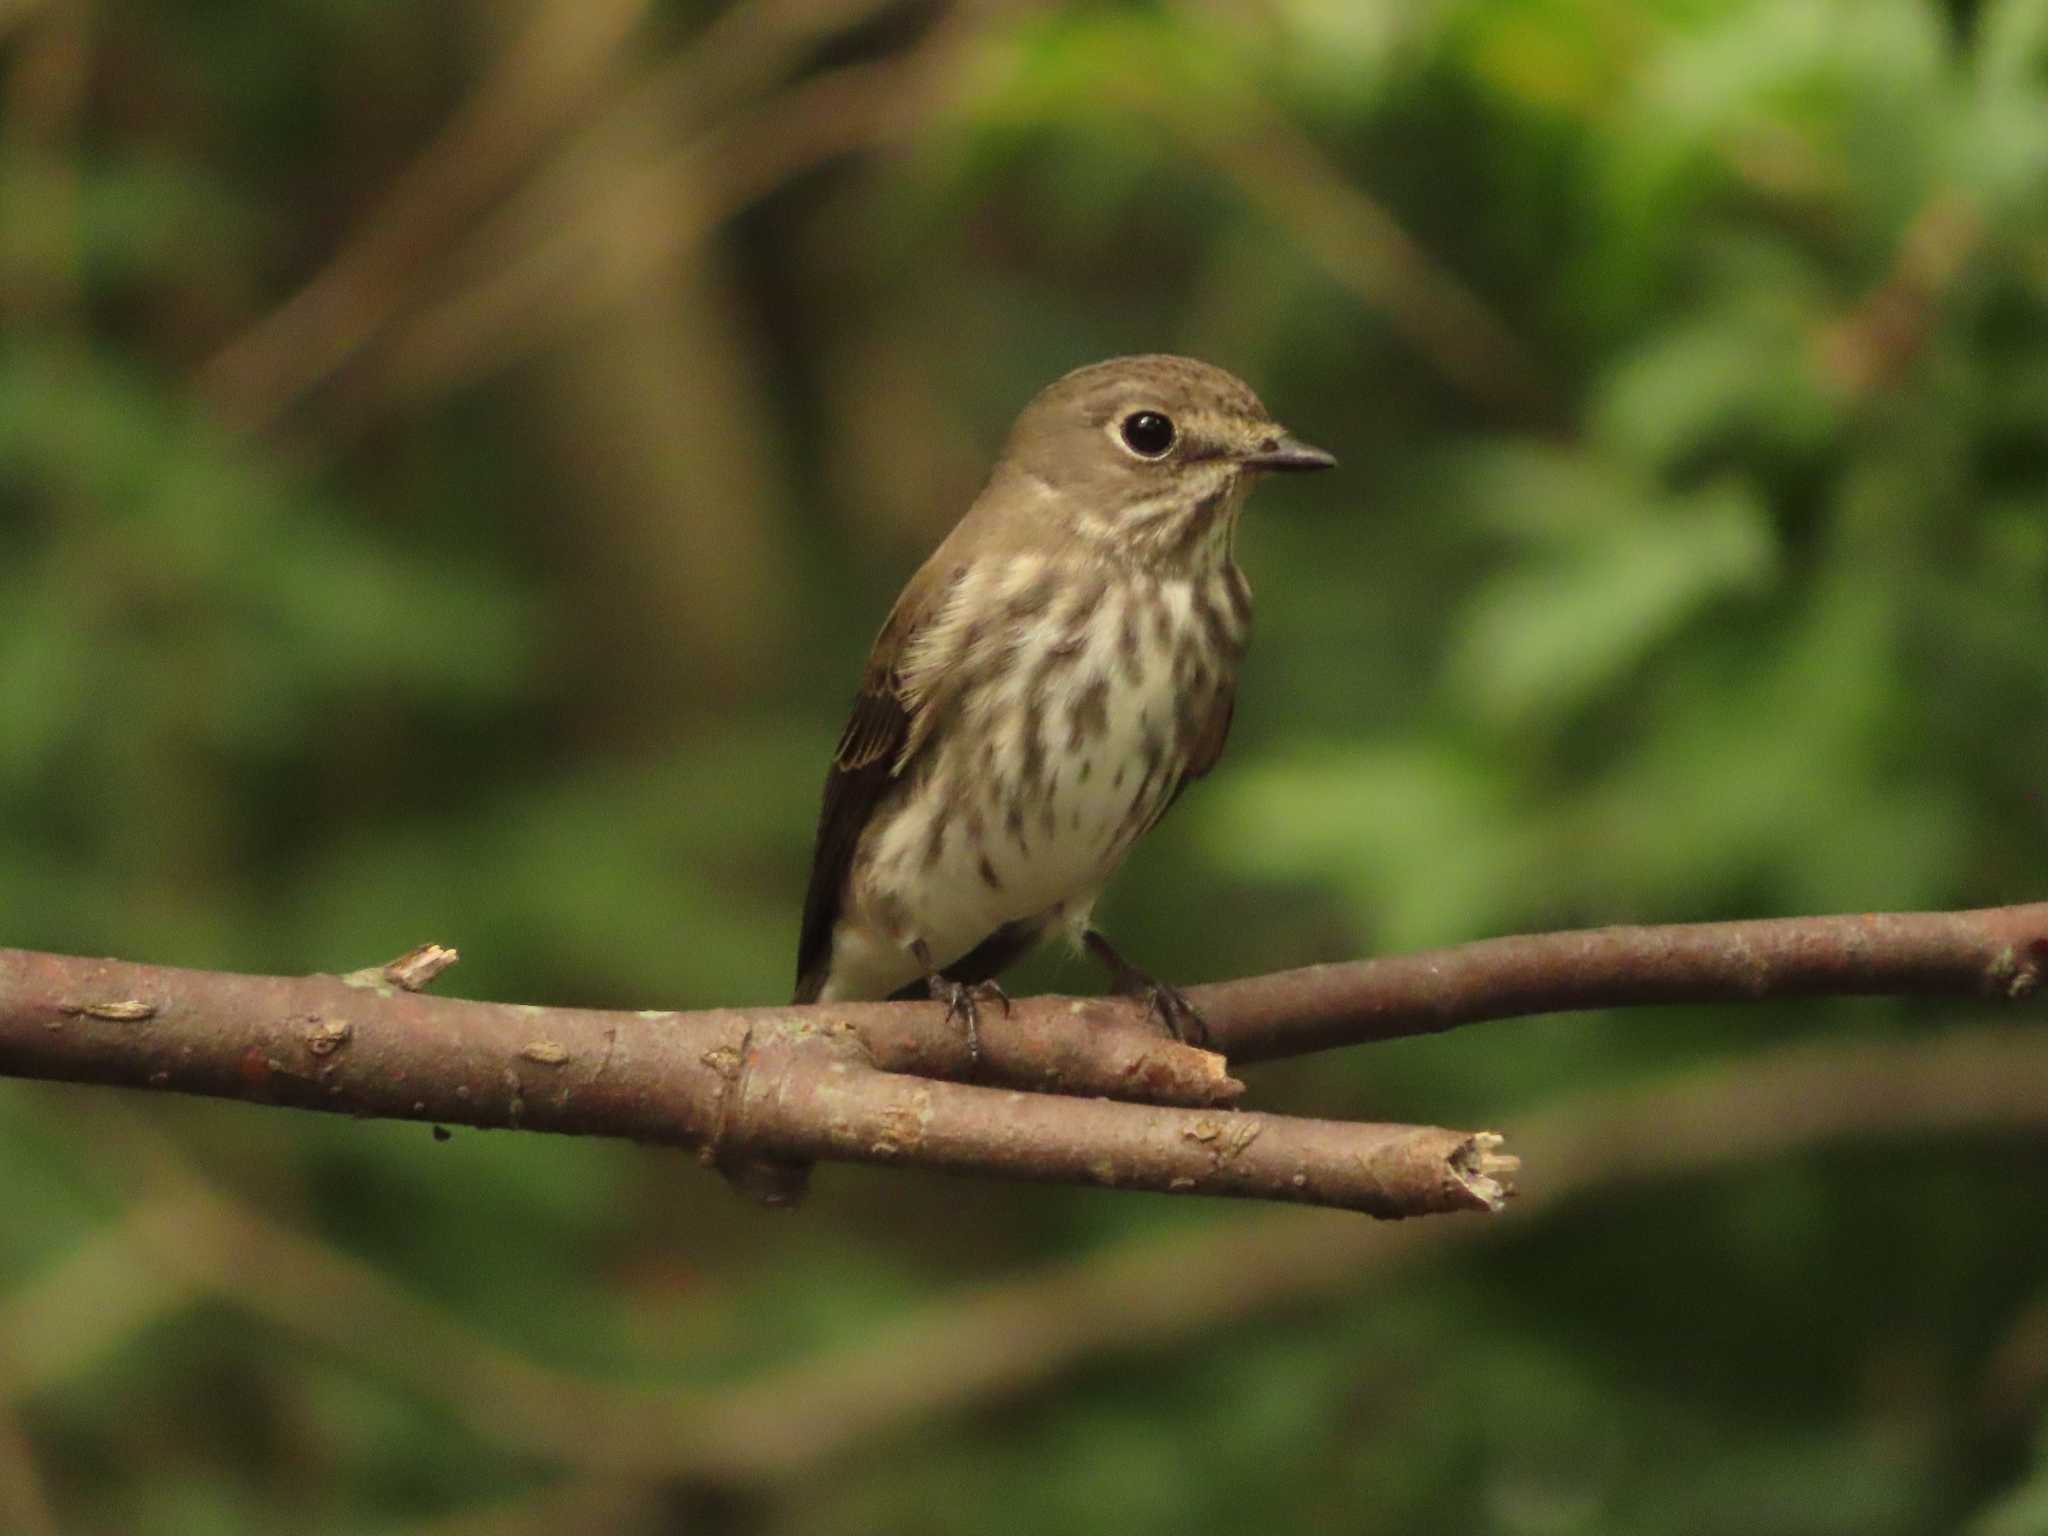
821 565 1240 1001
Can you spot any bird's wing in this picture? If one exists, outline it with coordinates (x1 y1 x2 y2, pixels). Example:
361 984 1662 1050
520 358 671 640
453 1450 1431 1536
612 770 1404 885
1154 680 1237 827
792 570 955 1003
1184 684 1236 782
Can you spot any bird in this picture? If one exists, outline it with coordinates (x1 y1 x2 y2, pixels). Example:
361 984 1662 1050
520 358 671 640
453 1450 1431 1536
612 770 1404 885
799 353 1333 1034
732 355 1333 1204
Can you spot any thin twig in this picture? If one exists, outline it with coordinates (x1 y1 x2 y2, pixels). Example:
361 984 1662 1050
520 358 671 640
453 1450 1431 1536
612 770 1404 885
1187 902 2048 1061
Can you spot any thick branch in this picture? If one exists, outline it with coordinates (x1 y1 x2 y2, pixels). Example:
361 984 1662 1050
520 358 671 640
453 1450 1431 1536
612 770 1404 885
730 1031 1505 1216
0 948 1506 1218
0 948 1238 1110
3 904 2040 1214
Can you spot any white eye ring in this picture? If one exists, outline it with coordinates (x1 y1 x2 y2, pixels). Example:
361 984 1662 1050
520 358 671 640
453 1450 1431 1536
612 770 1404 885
1117 409 1176 459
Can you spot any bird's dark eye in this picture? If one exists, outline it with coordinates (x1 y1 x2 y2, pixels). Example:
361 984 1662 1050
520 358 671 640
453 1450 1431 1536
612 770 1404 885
1119 410 1176 459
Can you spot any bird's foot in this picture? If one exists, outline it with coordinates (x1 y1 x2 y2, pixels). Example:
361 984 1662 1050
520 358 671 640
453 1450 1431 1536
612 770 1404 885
911 941 1010 1066
1082 929 1208 1047
925 976 1010 1064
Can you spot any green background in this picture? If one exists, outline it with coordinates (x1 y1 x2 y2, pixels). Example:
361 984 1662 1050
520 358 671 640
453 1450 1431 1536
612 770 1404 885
4 0 2048 1531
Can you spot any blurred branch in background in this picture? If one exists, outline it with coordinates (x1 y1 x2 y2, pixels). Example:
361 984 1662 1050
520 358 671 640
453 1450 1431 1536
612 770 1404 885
0 1399 56 1536
192 0 654 432
377 5 989 403
188 0 991 699
1174 107 1566 430
8 1023 2045 1497
0 1099 715 1475
193 0 1553 433
0 0 88 325
0 0 54 48
194 0 974 425
1818 192 1983 398
681 1024 2048 1486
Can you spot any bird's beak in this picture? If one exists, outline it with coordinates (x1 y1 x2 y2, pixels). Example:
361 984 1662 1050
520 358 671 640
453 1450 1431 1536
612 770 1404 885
1240 431 1338 473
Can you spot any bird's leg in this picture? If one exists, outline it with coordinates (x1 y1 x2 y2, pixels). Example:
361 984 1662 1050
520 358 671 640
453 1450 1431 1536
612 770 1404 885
910 940 1010 1065
1082 929 1208 1046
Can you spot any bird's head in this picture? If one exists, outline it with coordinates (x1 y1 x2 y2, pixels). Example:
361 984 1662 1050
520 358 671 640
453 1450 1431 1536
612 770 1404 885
990 354 1336 569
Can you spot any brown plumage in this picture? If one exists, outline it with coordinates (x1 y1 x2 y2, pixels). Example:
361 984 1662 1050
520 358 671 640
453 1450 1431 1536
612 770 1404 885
796 355 1333 1019
738 356 1331 1205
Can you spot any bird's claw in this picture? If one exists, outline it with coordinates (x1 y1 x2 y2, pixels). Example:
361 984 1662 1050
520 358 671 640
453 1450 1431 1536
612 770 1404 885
1141 979 1208 1047
926 975 1010 1065
1082 929 1208 1047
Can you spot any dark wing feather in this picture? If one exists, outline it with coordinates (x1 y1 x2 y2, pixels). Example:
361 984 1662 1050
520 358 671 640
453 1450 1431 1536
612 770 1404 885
833 681 906 773
1155 684 1236 826
792 566 960 1003
1185 686 1236 781
793 680 911 1003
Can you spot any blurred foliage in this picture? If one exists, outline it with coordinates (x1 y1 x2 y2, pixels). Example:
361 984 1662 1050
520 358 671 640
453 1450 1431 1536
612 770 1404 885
3 0 2048 1531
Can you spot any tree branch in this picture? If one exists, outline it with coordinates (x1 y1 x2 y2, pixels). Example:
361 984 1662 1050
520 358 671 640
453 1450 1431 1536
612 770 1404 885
1189 902 2048 1061
2 903 2041 1216
0 947 1508 1218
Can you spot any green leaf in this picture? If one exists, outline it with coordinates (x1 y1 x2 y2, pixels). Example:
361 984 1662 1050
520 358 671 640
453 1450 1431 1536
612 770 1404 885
1444 474 1777 732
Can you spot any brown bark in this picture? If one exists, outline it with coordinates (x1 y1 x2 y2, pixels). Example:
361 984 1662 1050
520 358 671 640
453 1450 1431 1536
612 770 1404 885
1188 902 2048 1060
3 902 2042 1216
0 947 1503 1218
